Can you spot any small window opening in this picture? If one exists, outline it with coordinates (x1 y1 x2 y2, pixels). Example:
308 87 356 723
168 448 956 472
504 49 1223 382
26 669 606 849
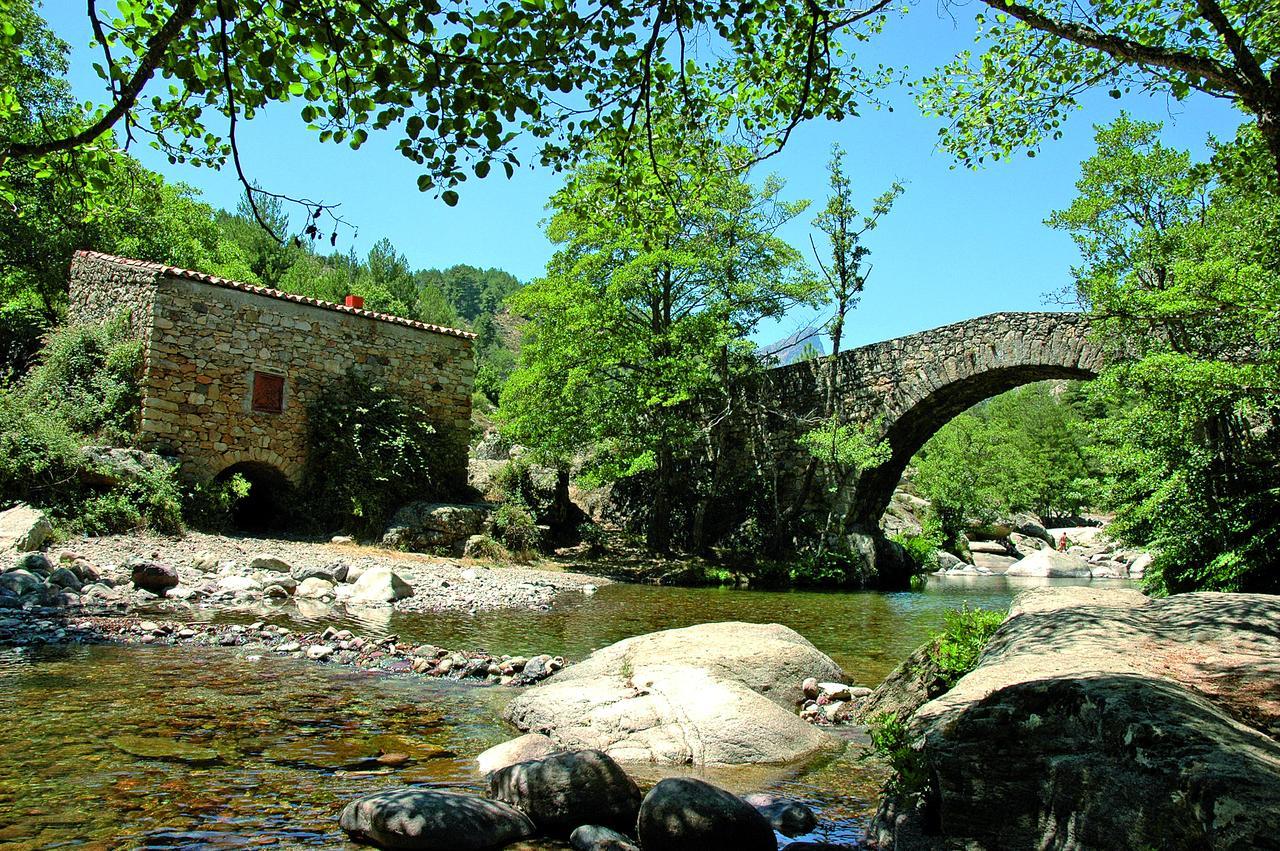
252 372 285 413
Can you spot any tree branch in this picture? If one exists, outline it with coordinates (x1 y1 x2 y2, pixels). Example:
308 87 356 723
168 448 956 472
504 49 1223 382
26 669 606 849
3 0 200 162
975 0 1245 94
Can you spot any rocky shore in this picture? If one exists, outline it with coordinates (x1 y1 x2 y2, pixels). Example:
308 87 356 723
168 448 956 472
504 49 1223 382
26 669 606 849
0 608 568 686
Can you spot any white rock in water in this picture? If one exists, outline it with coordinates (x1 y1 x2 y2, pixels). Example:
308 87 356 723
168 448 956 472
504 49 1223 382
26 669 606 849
306 644 334 660
295 577 335 599
1006 549 1093 578
347 566 414 604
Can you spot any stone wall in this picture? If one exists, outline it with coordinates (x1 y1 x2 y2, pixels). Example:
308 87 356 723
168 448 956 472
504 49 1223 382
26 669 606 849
68 251 475 491
67 252 162 345
712 312 1101 543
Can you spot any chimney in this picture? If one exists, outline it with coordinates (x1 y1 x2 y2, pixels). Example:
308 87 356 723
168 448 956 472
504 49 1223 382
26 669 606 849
344 295 364 309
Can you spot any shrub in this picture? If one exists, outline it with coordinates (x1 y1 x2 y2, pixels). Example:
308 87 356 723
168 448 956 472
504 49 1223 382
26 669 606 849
577 520 605 553
0 388 185 535
465 534 509 561
183 473 252 532
0 300 49 377
493 500 539 554
866 711 931 799
301 372 445 536
892 531 940 571
20 315 142 445
929 604 1007 689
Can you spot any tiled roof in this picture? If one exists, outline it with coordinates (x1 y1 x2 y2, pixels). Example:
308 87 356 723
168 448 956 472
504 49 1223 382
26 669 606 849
74 250 477 340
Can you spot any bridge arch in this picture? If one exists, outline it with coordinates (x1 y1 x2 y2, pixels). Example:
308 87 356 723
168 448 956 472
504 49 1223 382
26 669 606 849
733 312 1103 542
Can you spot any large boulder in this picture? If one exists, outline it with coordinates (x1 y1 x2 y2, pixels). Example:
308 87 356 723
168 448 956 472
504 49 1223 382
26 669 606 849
0 568 45 598
338 788 535 850
346 566 413 604
475 733 560 776
488 749 642 836
1005 548 1092 578
78 446 173 487
382 502 494 555
868 588 1280 850
129 559 179 596
0 504 52 552
742 793 818 837
504 622 840 766
636 777 776 851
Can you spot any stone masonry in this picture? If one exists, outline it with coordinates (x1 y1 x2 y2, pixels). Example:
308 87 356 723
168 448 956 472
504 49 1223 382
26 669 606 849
719 311 1101 540
67 251 475 490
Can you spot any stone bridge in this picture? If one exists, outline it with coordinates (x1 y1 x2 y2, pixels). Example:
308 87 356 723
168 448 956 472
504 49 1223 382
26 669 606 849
719 312 1101 544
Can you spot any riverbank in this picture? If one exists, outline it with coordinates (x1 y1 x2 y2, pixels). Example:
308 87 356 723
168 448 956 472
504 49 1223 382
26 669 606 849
57 528 608 613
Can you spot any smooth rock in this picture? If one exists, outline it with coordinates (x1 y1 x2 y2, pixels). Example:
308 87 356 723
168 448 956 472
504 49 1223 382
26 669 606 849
742 793 819 837
291 564 336 582
970 552 1019 572
339 787 536 850
129 560 179 596
295 577 335 599
347 566 414 604
1006 548 1093 578
475 733 560 776
248 554 292 572
12 551 52 575
0 505 52 552
0 569 44 597
307 644 334 660
489 749 641 837
569 824 640 851
216 575 261 594
636 777 776 851
868 588 1280 850
109 734 220 764
47 566 82 591
505 622 840 766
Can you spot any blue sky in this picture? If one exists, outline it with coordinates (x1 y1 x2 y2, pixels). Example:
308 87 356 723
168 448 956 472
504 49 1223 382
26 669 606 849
43 3 1242 348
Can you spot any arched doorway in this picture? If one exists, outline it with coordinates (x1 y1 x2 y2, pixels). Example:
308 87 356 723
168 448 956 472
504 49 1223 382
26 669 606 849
215 461 293 531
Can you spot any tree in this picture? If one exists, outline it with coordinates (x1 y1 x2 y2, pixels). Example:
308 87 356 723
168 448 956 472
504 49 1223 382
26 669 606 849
1049 115 1280 593
922 0 1280 182
2 0 897 233
499 119 821 550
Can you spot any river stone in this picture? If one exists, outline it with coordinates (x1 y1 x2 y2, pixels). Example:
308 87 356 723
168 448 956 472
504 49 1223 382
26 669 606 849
636 778 776 851
347 566 413 604
248 554 292 572
0 569 44 598
294 577 335 599
869 588 1280 851
128 559 179 596
742 793 818 837
969 552 1018 572
291 564 335 582
569 824 640 851
109 734 220 764
216 574 261 594
505 622 840 766
339 788 535 850
489 749 641 836
475 733 560 775
11 551 52 575
0 504 52 552
47 566 82 591
1005 548 1092 578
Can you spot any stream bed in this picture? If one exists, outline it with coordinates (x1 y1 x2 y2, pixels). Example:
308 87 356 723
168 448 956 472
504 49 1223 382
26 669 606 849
0 574 1109 849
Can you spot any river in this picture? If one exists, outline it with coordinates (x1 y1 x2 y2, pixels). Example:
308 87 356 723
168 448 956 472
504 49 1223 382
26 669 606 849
0 574 1109 849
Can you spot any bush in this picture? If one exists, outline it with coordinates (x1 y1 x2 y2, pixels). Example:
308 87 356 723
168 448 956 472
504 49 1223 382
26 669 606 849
891 531 941 572
300 372 444 536
465 534 509 561
493 500 540 553
0 388 185 536
929 604 1007 689
0 300 49 377
20 315 142 445
867 711 931 799
182 473 252 532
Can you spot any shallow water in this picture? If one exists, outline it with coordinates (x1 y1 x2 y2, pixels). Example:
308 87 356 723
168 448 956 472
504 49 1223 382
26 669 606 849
0 574 1120 849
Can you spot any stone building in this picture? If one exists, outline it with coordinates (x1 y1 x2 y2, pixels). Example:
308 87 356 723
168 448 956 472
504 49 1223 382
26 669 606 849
67 251 475 504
